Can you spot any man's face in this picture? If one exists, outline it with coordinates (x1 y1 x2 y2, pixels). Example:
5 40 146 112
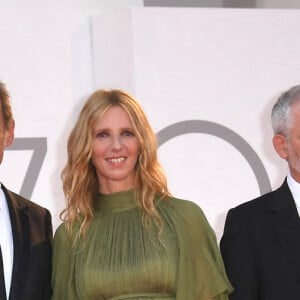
0 104 14 164
285 101 300 182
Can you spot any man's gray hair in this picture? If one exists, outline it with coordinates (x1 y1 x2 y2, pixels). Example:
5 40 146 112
271 85 300 136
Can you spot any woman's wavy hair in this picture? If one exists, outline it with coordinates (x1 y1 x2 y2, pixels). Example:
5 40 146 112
61 89 170 237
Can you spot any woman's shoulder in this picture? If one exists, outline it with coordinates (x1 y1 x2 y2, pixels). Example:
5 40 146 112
158 195 209 227
53 222 68 241
168 196 206 216
54 221 80 241
160 196 217 246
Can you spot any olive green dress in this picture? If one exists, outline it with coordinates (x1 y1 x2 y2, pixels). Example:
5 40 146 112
51 190 233 299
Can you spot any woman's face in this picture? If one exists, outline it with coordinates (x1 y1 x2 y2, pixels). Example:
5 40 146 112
92 106 140 193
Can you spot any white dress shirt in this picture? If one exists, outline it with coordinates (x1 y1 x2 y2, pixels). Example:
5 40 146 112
287 172 300 217
0 184 14 297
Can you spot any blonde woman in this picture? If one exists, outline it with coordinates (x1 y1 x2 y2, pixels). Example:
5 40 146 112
51 90 233 300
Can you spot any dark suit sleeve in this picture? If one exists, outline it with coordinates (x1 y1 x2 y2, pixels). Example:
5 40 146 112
220 209 258 300
26 207 53 300
43 209 53 300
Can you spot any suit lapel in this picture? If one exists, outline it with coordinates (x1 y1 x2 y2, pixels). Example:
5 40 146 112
270 180 300 283
4 186 29 300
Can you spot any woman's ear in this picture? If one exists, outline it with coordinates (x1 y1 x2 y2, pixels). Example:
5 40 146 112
4 120 15 147
272 134 288 160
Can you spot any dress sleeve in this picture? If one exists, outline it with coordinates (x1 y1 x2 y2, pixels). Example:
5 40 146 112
220 209 257 300
51 223 80 300
172 200 233 300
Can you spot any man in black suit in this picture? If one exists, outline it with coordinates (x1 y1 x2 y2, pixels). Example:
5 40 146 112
0 81 52 300
220 84 300 299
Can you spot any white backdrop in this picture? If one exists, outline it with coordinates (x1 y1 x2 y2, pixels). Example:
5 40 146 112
0 4 298 240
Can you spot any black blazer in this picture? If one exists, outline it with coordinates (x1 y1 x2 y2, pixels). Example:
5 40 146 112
220 179 300 299
1 185 52 300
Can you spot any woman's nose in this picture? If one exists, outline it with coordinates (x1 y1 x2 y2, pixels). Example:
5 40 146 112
111 136 122 150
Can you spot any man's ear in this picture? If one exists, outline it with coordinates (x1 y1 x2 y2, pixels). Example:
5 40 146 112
4 120 15 147
272 134 288 160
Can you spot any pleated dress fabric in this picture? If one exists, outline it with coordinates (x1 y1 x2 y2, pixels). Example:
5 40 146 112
51 190 233 300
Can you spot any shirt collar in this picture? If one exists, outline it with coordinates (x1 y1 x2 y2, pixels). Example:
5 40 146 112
287 171 300 207
0 183 4 211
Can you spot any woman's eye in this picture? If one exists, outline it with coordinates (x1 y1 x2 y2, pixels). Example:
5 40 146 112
96 131 108 138
123 130 134 137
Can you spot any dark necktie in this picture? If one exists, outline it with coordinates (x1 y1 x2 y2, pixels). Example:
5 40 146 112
0 246 7 300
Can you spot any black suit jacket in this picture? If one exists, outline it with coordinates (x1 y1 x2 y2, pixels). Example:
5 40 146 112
1 185 52 300
220 179 300 299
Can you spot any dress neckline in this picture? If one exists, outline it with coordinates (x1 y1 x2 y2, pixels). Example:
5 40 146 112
94 189 138 213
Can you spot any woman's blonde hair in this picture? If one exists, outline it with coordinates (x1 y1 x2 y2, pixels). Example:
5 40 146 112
61 90 170 237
